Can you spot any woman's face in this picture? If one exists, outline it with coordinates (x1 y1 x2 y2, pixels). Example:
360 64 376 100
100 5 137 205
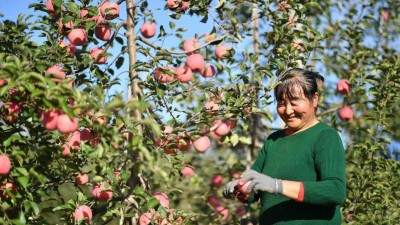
277 88 318 133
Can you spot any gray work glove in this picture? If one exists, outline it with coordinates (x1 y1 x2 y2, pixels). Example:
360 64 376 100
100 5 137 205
222 180 239 199
241 170 282 194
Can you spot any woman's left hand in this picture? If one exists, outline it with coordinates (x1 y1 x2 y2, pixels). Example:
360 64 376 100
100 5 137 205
241 170 282 194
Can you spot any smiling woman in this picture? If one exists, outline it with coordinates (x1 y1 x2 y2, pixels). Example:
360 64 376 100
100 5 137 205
223 68 347 225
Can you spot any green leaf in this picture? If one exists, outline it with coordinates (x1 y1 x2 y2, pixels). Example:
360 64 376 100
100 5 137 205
65 2 80 15
215 0 226 9
146 197 161 210
169 21 175 30
17 176 29 189
231 133 239 147
116 56 124 69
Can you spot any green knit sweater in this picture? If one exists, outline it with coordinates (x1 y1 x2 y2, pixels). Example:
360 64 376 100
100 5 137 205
244 122 346 225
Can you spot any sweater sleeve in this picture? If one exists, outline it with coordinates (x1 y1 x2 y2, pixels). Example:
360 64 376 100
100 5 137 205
302 129 346 205
240 142 268 203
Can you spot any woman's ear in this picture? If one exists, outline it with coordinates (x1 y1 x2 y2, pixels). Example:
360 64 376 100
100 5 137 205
313 92 319 108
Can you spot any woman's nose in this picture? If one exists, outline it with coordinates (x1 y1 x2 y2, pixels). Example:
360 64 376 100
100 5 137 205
285 104 293 114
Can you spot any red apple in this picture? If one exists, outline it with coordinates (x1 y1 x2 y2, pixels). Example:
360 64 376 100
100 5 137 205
61 143 71 156
95 24 112 41
154 67 176 83
68 28 87 46
201 65 216 78
338 106 353 121
3 102 21 122
207 194 221 207
0 182 17 200
153 192 169 208
177 135 192 151
0 78 8 87
57 18 73 34
193 136 211 153
45 0 57 16
45 65 66 83
92 182 113 201
185 54 205 72
74 205 93 223
183 38 200 54
215 45 231 59
204 100 220 114
237 179 252 194
57 113 78 134
214 206 229 222
211 175 224 187
80 128 93 142
80 9 89 18
139 212 152 225
75 174 89 185
140 22 157 38
41 109 59 130
0 155 11 177
213 119 231 136
235 205 246 217
100 2 120 20
181 166 195 177
336 79 350 95
90 48 108 64
167 0 190 11
176 65 193 83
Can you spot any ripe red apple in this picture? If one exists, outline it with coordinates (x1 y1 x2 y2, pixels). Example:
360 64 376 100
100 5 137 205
140 22 157 38
214 206 229 222
193 136 211 153
68 28 87 46
100 2 120 20
201 65 216 78
213 119 231 136
181 166 195 177
92 182 113 201
176 65 193 83
139 212 152 225
167 0 189 11
57 113 78 134
61 143 71 156
183 38 200 54
211 175 224 187
57 18 73 34
204 100 220 114
45 0 57 16
45 65 66 83
67 131 81 150
90 48 108 64
3 102 21 122
80 9 89 18
80 128 93 142
207 194 221 207
185 54 205 72
154 67 176 83
74 205 93 223
41 109 59 130
381 10 389 22
177 135 192 151
215 45 231 59
153 192 169 208
338 106 353 121
0 182 16 200
0 78 8 87
237 179 252 194
336 79 350 95
75 174 89 185
95 24 112 41
0 155 11 177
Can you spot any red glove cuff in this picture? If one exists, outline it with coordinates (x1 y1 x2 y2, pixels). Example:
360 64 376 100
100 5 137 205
296 182 304 202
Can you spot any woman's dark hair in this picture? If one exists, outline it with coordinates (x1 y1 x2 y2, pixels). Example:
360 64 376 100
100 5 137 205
274 68 324 102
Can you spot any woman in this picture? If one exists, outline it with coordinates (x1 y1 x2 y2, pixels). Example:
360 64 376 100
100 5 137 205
223 68 346 224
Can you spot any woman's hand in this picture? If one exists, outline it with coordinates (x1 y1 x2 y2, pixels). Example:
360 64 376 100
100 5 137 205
222 180 239 199
241 170 282 194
